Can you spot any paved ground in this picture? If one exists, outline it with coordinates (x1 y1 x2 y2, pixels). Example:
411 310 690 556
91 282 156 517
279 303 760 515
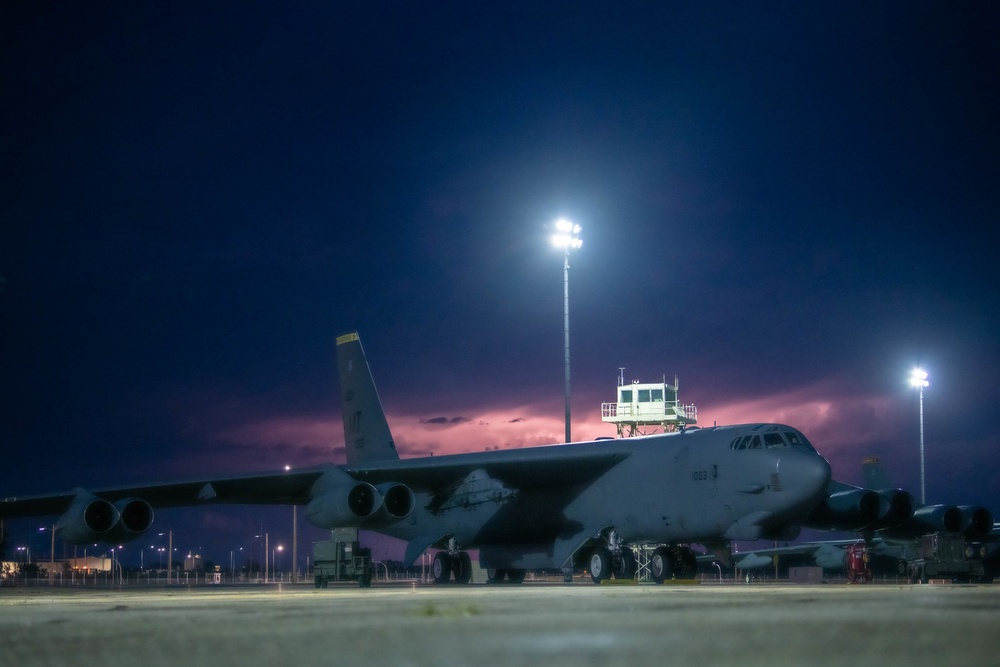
1 582 998 666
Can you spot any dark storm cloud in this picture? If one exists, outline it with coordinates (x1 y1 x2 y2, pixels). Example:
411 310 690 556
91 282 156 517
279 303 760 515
419 417 469 426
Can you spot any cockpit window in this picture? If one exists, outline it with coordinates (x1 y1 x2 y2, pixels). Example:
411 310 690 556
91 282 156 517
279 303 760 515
732 430 817 452
763 433 786 448
783 431 817 451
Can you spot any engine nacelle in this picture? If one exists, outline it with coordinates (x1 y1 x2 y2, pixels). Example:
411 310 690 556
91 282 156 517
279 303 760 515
804 487 881 531
911 504 964 533
305 481 383 528
365 483 415 525
304 467 416 528
881 504 964 542
957 505 994 538
379 483 415 519
105 498 154 543
864 489 915 530
55 492 119 544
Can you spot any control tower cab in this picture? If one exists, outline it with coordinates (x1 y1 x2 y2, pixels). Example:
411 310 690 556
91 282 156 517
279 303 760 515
601 372 697 438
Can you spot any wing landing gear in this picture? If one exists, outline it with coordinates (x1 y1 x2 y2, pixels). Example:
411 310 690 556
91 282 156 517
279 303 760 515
431 538 476 584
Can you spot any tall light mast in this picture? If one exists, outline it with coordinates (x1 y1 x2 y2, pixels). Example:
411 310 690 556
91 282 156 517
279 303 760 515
551 219 581 443
909 368 929 504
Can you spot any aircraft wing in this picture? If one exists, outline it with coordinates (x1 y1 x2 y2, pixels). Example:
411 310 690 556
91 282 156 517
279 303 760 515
0 445 628 540
0 467 328 520
345 444 630 491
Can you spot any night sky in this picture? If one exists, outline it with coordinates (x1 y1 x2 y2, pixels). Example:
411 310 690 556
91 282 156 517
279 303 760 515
3 2 998 568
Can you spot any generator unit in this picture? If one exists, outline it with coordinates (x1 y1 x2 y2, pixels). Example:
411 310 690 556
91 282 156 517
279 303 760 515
313 528 373 588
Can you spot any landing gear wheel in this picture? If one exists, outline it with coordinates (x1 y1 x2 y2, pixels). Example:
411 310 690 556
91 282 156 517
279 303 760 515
590 547 612 584
486 568 506 584
676 546 698 579
453 552 473 584
506 569 526 584
432 552 453 584
614 548 637 580
650 546 672 583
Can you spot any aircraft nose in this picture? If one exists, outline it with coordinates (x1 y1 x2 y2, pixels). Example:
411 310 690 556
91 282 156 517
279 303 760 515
780 451 831 506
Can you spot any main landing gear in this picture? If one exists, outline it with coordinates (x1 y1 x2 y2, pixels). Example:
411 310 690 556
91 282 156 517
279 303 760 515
588 531 698 584
649 545 698 583
588 530 638 584
431 551 473 584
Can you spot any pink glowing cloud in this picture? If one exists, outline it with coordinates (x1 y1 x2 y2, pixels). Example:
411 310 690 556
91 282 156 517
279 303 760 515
209 379 902 473
164 372 994 512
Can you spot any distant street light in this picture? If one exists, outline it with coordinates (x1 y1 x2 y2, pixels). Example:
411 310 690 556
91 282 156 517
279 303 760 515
551 218 582 443
273 545 284 580
909 368 929 504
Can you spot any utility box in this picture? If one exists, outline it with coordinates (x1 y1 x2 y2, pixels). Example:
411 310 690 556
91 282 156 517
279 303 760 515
908 532 986 583
313 528 373 588
788 566 824 584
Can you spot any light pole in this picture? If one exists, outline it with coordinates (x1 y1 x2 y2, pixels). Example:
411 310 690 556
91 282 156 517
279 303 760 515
909 368 929 504
551 218 582 443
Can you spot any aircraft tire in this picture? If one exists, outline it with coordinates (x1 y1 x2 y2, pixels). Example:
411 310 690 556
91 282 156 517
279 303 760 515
453 552 473 584
486 568 507 584
432 552 453 584
589 547 612 584
650 546 671 583
614 548 637 580
677 546 698 578
506 568 526 584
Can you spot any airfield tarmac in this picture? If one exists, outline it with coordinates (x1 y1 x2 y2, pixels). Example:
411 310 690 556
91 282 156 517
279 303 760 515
1 582 998 667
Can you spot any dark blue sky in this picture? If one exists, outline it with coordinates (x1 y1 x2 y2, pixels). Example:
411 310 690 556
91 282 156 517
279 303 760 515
2 2 998 567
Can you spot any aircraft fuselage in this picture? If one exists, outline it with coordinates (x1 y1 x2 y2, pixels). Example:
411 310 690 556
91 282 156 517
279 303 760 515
325 424 831 570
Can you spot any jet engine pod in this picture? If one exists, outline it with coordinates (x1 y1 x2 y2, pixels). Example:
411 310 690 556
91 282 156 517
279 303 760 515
912 504 965 533
304 481 384 528
105 498 154 542
864 489 915 530
805 487 881 531
55 492 120 544
957 505 994 538
880 504 967 541
373 483 415 521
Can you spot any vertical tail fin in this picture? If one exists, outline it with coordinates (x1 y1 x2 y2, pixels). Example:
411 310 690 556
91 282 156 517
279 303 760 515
336 332 399 465
862 457 891 490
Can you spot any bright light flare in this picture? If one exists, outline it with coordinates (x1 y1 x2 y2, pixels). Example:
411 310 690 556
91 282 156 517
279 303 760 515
550 218 582 249
909 368 929 388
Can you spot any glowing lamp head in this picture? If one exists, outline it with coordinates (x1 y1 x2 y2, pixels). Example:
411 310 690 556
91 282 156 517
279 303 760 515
550 218 582 250
909 368 929 388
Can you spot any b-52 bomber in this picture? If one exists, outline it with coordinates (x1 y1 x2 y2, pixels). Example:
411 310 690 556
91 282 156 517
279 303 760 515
4 333 840 584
